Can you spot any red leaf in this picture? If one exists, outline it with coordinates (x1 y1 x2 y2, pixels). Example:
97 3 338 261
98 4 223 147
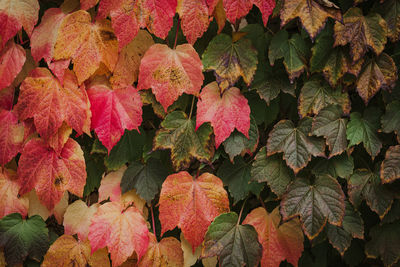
159 171 230 250
81 0 99 10
0 86 14 110
0 109 24 165
15 68 91 140
0 0 39 48
253 0 275 26
223 0 252 24
87 78 143 152
138 43 204 111
140 0 177 39
0 41 26 90
196 82 251 148
0 168 28 219
17 138 86 210
138 234 184 266
88 201 149 266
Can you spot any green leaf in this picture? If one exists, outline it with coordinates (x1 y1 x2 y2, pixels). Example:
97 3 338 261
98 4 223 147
245 91 279 126
311 105 348 157
281 175 345 239
217 157 263 204
202 33 258 89
382 200 400 224
380 145 400 183
201 212 262 267
121 158 168 203
269 29 309 81
347 107 382 158
0 214 49 266
104 129 146 171
223 116 259 162
381 100 400 139
251 147 294 197
312 153 354 179
267 117 325 173
365 221 400 266
83 148 106 197
298 77 350 118
154 111 214 171
310 22 334 73
348 169 394 218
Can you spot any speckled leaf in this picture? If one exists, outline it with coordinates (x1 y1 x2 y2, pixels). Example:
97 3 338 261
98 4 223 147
382 100 400 139
298 78 350 118
381 145 400 183
334 8 387 62
201 212 262 267
281 174 345 239
253 0 276 26
251 147 294 197
140 0 177 39
267 117 325 173
243 207 304 267
159 171 230 250
138 43 204 111
0 110 24 165
0 41 25 90
356 53 397 104
348 169 394 218
202 34 258 88
154 111 214 171
222 0 252 24
311 105 348 157
0 168 28 219
377 0 400 42
280 0 342 39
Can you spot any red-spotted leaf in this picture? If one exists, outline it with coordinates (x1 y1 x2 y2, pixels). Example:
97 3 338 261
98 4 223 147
140 0 177 39
54 10 118 84
0 0 39 48
159 171 230 251
223 0 253 24
0 168 28 219
0 109 24 165
243 207 304 267
17 138 86 210
81 0 99 10
30 8 66 63
87 78 143 153
88 201 149 266
0 41 26 90
15 68 91 140
196 82 250 148
137 43 204 111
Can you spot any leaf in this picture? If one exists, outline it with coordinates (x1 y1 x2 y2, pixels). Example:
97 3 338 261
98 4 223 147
377 0 400 42
138 43 204 111
202 34 258 89
267 117 325 173
0 41 25 90
281 174 345 239
201 212 262 267
251 147 294 197
0 0 39 48
280 0 342 39
0 213 49 266
154 111 214 171
334 8 387 62
17 138 86 210
346 108 382 158
42 234 110 267
63 200 99 241
312 153 354 179
15 68 91 140
159 171 229 250
381 145 400 183
88 201 149 266
98 166 126 202
310 22 334 73
269 30 309 81
54 10 119 84
87 78 143 153
382 100 400 139
110 30 154 87
356 53 397 104
30 8 67 63
81 0 99 10
223 115 258 162
217 157 264 203
348 169 393 218
311 105 348 157
365 221 400 267
298 77 350 118
121 158 168 203
243 207 304 267
0 109 24 165
0 168 28 219
27 190 69 224
253 0 276 26
138 233 184 267
222 0 252 24
196 82 251 148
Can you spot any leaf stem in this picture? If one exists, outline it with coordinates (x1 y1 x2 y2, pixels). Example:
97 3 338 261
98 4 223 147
188 95 195 120
173 19 180 49
259 196 266 210
150 204 157 241
237 198 248 225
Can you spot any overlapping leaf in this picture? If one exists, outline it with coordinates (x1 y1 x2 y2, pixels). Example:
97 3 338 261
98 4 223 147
380 145 400 183
159 171 229 250
0 168 28 219
381 100 400 140
0 109 24 165
377 0 400 42
0 41 26 90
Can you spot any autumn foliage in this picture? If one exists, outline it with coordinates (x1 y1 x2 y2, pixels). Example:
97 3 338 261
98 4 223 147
0 0 400 266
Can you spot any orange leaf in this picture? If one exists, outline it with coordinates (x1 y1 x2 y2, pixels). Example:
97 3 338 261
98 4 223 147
0 109 24 165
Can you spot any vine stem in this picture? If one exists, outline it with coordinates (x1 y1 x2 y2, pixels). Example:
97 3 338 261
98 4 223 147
150 204 157 241
237 198 248 225
173 19 180 49
188 95 195 120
